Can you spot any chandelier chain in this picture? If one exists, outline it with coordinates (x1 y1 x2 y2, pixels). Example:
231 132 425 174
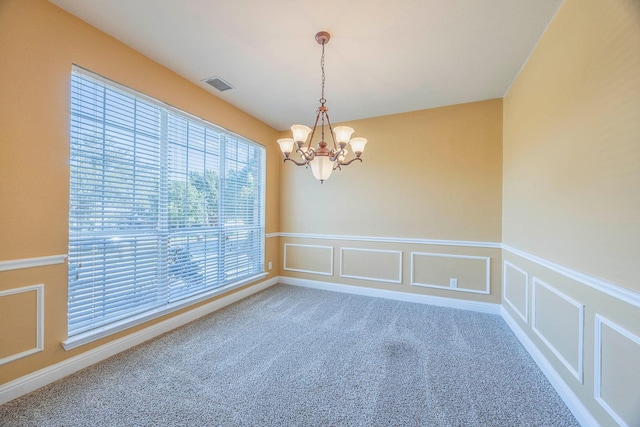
320 40 327 142
320 41 326 105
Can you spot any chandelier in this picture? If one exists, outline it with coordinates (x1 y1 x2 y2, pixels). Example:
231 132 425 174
277 31 368 183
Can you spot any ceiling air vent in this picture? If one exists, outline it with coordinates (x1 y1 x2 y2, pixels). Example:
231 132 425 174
203 76 234 92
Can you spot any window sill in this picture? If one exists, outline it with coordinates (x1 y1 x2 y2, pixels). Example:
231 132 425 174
62 272 268 351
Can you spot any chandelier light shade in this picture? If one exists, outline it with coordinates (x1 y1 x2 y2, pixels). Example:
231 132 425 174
277 31 368 183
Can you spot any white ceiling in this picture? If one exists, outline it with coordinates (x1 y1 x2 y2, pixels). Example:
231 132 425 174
50 0 563 131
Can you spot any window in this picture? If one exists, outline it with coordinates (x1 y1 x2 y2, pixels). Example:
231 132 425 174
67 66 265 346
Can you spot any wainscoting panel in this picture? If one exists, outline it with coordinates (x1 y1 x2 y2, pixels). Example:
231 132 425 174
594 314 640 427
0 284 44 365
339 248 402 284
283 244 334 276
532 278 584 383
503 260 528 323
502 246 640 426
411 252 490 294
278 234 501 305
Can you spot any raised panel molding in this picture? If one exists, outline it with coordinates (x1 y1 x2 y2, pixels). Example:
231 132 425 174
503 260 529 323
594 314 640 427
0 284 45 365
532 278 584 384
283 243 334 276
410 252 491 294
339 247 402 284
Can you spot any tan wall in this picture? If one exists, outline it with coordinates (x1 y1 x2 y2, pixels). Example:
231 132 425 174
0 0 280 384
502 0 640 425
280 99 503 242
503 0 640 291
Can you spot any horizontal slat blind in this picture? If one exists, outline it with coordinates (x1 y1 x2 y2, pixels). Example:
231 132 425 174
221 135 264 283
68 66 265 337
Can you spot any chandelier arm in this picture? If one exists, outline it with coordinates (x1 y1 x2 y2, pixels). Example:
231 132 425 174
335 157 363 167
296 146 315 161
284 157 310 167
306 111 322 151
324 112 339 151
329 148 345 162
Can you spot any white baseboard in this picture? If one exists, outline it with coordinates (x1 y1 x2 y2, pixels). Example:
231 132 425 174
280 276 501 315
501 307 599 427
0 277 278 405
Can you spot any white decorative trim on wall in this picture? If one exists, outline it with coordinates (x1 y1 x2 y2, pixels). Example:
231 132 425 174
0 277 278 405
503 260 529 323
0 284 44 366
503 244 640 308
275 232 501 249
265 233 279 239
280 276 500 315
283 243 334 276
339 247 402 284
501 307 599 427
531 278 584 384
410 252 491 295
0 255 67 272
594 314 639 427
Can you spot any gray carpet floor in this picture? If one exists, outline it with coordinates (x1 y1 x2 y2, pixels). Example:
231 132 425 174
0 284 578 426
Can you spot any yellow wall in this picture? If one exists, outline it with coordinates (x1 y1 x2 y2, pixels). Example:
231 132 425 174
502 0 640 425
503 0 640 291
0 0 280 383
281 99 503 242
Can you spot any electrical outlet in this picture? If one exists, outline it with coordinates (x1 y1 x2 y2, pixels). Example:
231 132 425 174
268 262 273 270
450 278 458 288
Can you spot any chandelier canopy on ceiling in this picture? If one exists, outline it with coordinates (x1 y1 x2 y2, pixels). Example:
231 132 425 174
277 31 368 183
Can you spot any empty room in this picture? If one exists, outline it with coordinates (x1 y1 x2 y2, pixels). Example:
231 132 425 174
0 0 638 425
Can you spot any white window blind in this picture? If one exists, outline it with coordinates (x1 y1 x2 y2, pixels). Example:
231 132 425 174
68 66 265 338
